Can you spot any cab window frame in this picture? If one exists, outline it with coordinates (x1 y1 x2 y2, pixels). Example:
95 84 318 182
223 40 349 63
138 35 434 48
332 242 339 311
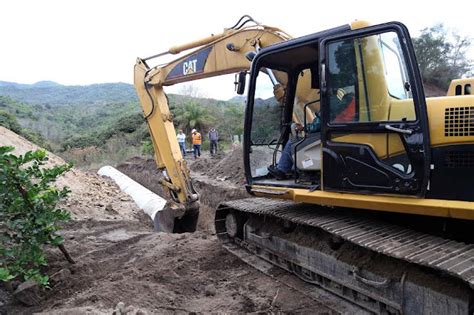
379 34 410 100
321 25 423 130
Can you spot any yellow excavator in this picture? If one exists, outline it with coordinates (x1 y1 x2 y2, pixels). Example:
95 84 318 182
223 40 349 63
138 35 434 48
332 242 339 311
134 16 473 314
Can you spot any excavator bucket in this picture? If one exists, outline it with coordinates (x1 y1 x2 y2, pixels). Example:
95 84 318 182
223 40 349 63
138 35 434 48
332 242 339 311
98 166 199 233
153 202 199 233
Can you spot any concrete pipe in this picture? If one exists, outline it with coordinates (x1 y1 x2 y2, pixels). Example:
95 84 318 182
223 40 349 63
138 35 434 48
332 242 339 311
97 166 166 225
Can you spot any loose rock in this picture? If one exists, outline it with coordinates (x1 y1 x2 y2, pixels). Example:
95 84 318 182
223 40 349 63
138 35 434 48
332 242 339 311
13 280 44 306
205 284 217 296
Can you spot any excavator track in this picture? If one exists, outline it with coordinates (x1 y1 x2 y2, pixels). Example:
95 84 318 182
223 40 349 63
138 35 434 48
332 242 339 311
215 197 473 314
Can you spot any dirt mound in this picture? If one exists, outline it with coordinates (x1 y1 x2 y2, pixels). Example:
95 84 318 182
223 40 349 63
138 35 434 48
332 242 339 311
116 157 165 197
0 126 142 222
424 82 446 97
190 147 245 185
0 126 65 167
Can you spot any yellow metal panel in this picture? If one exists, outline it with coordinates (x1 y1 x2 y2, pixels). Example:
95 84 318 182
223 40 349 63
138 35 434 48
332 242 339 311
387 134 405 158
294 69 320 124
350 20 372 30
355 44 368 122
426 95 474 147
387 98 416 157
388 99 416 121
447 78 474 96
251 185 474 220
360 36 391 122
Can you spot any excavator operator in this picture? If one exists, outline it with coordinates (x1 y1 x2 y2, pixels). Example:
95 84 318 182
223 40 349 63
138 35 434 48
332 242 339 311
267 122 304 179
331 88 356 122
268 111 322 180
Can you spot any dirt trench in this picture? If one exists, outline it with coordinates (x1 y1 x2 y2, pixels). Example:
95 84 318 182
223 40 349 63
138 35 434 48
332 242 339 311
115 150 249 234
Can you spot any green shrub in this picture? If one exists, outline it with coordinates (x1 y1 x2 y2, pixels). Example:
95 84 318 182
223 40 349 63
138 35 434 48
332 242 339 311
141 140 154 156
0 110 22 134
0 146 72 286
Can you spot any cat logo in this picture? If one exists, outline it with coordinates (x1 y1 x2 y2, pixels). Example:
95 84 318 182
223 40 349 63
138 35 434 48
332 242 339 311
166 47 211 81
183 59 198 75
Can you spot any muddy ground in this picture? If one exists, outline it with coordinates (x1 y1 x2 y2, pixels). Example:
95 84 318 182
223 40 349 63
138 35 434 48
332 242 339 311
0 127 338 314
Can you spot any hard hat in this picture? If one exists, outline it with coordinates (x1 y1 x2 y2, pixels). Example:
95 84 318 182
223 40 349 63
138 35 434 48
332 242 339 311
192 129 197 133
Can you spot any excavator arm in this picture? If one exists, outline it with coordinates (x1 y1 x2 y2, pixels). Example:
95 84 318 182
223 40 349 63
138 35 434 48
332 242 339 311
133 16 291 232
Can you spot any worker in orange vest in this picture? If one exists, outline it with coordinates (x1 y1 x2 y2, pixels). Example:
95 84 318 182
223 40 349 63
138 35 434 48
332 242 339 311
191 129 202 159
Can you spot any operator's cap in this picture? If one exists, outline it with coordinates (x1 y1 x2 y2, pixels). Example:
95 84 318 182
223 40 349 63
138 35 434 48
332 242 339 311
192 129 197 133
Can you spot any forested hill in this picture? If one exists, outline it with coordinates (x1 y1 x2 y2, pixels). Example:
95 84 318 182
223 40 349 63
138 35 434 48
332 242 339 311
0 81 138 106
0 81 245 167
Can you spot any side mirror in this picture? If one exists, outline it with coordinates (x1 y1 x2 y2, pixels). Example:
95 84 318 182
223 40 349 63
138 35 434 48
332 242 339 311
234 71 247 95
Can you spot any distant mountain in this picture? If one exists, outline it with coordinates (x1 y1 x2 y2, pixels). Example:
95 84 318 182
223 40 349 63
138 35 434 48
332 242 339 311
0 81 138 106
32 81 62 88
227 95 246 104
253 96 279 107
0 80 61 89
0 81 243 149
0 81 28 88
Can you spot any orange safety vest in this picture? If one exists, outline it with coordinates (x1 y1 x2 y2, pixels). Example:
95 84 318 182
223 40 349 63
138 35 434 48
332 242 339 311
333 97 356 123
192 132 202 145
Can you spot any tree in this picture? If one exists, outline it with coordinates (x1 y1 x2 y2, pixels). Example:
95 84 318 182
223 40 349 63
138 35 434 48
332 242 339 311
178 84 208 99
0 147 74 286
413 24 473 89
222 104 244 139
0 110 22 134
173 100 215 135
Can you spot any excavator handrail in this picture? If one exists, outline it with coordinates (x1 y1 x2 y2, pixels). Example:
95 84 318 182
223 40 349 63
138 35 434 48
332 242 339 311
141 15 288 62
141 24 292 86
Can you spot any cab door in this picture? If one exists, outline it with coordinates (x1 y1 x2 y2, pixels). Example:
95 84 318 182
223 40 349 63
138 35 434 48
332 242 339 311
319 22 431 197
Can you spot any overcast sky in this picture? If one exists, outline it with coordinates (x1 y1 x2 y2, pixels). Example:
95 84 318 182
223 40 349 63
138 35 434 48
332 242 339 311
1 0 472 100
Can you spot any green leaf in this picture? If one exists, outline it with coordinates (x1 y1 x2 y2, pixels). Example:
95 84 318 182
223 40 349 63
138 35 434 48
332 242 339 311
0 146 72 287
0 146 15 155
0 268 14 281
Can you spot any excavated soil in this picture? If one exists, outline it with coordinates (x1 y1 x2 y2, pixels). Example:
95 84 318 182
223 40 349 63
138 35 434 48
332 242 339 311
0 127 142 222
0 127 335 314
189 147 246 185
3 221 333 314
116 150 248 234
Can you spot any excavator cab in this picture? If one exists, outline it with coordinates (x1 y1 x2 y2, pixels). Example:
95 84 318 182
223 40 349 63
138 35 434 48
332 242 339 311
244 22 431 198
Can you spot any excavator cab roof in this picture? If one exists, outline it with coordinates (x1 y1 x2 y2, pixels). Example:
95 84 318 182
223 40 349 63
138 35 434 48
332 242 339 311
255 24 350 71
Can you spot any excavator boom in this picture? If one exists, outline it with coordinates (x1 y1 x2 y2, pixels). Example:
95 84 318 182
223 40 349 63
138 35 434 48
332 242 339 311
133 16 291 231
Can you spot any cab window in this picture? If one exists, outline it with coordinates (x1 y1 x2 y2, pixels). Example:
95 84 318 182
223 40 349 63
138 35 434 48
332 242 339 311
327 31 415 123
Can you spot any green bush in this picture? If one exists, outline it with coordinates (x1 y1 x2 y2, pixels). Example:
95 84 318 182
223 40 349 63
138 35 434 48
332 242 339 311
0 146 72 286
0 110 22 134
141 140 154 156
60 112 146 151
